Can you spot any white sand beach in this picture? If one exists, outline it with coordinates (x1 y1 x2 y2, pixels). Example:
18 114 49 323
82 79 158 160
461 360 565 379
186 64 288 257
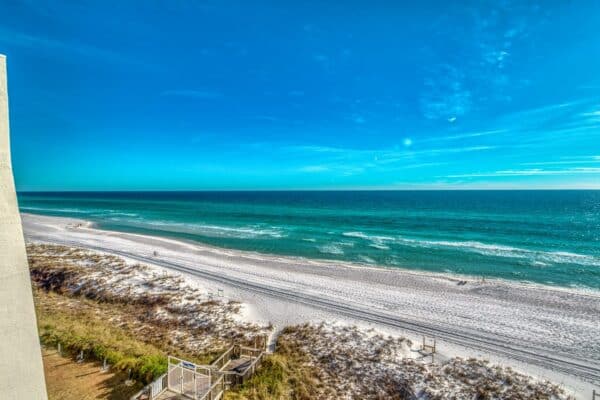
22 213 600 398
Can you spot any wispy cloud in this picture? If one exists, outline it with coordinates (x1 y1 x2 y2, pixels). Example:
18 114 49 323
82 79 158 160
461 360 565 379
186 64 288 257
521 157 600 166
401 162 448 169
377 146 495 164
0 27 127 63
420 2 541 121
498 101 600 146
296 163 364 176
251 115 281 122
313 54 333 72
501 100 581 121
298 165 329 173
420 64 471 121
423 129 507 143
283 144 494 179
161 90 224 99
352 115 366 124
285 145 348 154
445 167 600 178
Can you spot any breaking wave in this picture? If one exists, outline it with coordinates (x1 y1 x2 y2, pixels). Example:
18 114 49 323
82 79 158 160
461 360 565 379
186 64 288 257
126 220 286 239
21 206 90 214
343 231 600 266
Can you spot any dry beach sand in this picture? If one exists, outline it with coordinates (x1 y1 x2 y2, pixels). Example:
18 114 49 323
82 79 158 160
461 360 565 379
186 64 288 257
22 213 600 398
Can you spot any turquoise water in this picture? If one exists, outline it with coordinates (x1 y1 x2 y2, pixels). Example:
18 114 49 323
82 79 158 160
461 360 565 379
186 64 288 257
18 191 600 289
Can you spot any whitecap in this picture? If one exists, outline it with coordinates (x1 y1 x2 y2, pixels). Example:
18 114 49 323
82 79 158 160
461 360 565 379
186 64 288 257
368 243 390 250
393 236 600 267
317 244 344 255
343 231 394 241
343 231 369 239
123 220 286 239
20 206 90 214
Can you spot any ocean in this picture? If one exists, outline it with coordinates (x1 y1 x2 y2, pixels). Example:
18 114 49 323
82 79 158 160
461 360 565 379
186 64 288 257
18 190 600 290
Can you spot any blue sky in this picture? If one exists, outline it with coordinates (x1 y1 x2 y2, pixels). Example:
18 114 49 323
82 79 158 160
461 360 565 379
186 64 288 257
1 1 600 190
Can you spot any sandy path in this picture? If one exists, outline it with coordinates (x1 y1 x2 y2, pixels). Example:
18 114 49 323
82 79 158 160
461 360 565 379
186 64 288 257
42 349 140 400
22 213 600 396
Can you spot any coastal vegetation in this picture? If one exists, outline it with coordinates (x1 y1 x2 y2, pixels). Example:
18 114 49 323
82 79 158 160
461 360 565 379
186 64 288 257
35 289 168 384
29 243 265 385
29 243 574 399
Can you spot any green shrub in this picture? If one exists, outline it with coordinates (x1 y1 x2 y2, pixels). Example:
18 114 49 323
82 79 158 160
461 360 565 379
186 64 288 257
35 290 168 384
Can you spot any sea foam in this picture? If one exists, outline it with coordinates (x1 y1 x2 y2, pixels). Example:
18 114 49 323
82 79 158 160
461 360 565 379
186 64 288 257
317 244 345 255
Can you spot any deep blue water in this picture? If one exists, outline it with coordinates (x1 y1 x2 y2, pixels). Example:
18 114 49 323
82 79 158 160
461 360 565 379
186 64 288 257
18 191 600 289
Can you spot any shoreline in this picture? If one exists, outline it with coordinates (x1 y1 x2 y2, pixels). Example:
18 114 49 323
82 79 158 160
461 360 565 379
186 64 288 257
23 211 600 297
22 212 600 398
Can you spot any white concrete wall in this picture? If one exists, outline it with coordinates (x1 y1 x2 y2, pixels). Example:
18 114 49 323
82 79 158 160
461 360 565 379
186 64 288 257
0 54 48 399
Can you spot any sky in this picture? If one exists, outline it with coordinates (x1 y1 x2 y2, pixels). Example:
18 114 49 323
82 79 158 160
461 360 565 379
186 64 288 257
1 1 600 191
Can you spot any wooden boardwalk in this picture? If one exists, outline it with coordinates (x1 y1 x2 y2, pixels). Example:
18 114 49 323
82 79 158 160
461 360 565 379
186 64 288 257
154 390 190 400
220 356 253 374
131 340 266 400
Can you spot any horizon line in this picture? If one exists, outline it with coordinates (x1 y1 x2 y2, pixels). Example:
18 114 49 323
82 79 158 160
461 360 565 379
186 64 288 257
16 188 600 193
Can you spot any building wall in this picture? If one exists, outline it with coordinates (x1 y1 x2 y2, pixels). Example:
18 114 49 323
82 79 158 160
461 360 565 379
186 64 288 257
0 54 48 399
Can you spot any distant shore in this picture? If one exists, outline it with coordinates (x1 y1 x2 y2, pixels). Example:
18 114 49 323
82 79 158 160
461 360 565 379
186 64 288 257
22 213 600 397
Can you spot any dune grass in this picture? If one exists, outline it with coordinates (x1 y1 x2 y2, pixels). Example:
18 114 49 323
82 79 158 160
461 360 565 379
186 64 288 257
30 245 571 400
35 289 168 383
225 327 324 400
35 287 302 397
33 289 221 384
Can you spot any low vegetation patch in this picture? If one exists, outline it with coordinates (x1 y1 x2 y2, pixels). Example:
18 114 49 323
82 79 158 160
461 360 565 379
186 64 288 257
226 336 324 400
230 323 572 400
37 289 173 383
29 243 573 399
29 243 267 384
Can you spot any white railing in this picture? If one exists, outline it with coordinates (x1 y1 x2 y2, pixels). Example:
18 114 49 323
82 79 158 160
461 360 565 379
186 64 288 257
210 345 235 370
216 346 264 388
151 373 168 398
132 348 263 400
239 345 262 358
198 375 225 400
129 373 167 400
167 356 214 399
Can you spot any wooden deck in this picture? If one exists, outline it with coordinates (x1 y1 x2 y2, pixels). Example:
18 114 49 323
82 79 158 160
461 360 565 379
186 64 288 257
220 356 253 373
153 386 222 400
154 390 188 400
131 341 265 400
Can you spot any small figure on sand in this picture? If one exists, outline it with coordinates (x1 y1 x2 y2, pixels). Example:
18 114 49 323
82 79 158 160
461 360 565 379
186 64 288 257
153 250 158 257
